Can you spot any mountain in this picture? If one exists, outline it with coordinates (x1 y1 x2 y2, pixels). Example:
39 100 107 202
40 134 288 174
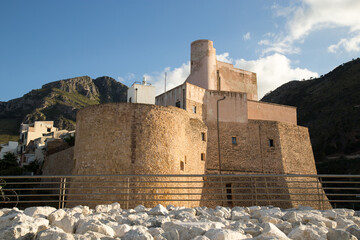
0 76 128 144
261 58 360 174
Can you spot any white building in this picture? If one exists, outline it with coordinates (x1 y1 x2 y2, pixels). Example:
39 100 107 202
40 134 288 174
18 121 71 165
0 141 18 159
18 121 58 154
127 77 156 104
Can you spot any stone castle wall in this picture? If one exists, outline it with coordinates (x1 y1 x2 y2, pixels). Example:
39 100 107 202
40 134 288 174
216 61 258 100
202 120 331 209
69 103 207 208
248 100 297 125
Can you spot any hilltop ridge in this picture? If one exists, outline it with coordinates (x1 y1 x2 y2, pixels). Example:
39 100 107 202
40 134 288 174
262 58 360 173
0 76 128 144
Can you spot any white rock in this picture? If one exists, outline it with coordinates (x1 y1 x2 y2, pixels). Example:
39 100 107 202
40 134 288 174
335 216 356 229
322 210 337 220
23 206 56 218
146 216 171 228
148 227 164 237
0 214 49 240
68 205 91 216
288 225 323 240
166 204 177 211
215 206 231 220
95 202 121 213
231 211 250 221
162 221 224 240
301 212 337 229
123 228 153 240
276 222 293 235
204 229 248 240
36 226 75 240
283 211 301 223
260 215 283 224
346 225 360 239
108 223 131 237
252 207 283 219
352 216 360 227
254 223 290 240
327 229 357 240
333 209 355 217
192 236 210 240
135 205 147 213
48 209 76 233
148 204 169 216
161 229 180 240
75 220 115 237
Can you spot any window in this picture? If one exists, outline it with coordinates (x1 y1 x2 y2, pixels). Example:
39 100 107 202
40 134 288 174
192 106 197 113
129 97 132 103
269 139 274 147
180 161 185 171
232 137 237 145
47 128 51 132
201 153 205 161
201 132 206 141
175 101 181 108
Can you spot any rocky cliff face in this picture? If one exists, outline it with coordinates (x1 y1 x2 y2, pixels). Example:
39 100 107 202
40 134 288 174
0 76 128 144
262 58 360 173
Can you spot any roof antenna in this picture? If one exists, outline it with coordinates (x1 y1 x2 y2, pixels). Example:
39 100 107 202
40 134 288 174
164 72 167 93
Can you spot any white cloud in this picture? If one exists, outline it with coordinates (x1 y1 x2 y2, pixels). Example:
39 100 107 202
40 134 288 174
233 53 318 98
328 33 360 53
148 53 317 99
145 62 190 95
216 52 233 63
243 32 251 41
262 0 360 54
117 76 124 82
126 73 136 80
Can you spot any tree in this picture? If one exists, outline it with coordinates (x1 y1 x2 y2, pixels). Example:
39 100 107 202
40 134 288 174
0 152 18 170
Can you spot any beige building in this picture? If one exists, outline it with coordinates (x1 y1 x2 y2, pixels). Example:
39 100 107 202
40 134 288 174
62 40 330 209
18 121 70 165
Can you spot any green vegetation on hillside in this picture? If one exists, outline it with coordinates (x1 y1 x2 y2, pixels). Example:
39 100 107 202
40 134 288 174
0 76 128 144
262 58 360 174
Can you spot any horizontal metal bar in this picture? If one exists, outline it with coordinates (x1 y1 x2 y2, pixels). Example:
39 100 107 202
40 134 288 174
2 173 360 179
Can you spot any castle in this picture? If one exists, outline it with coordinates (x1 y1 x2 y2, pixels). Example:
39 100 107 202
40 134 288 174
46 40 330 209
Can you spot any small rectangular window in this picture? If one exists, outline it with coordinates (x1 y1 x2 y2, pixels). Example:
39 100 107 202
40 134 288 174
269 139 274 147
192 106 197 113
232 137 237 145
47 128 51 132
175 101 181 108
201 132 206 141
180 161 184 171
201 153 205 161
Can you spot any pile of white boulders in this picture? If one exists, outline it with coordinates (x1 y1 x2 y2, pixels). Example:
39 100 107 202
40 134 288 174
1 203 360 240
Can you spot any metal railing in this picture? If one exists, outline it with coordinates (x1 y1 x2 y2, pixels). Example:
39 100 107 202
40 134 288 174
0 174 359 210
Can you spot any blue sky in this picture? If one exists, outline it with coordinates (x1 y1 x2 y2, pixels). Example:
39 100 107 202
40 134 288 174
1 0 359 101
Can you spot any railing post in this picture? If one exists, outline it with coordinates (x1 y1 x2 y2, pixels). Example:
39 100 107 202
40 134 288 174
126 177 130 209
317 176 321 210
61 177 66 209
254 177 258 206
58 177 63 209
319 177 323 210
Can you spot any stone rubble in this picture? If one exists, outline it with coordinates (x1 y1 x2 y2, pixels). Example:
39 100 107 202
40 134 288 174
0 204 359 239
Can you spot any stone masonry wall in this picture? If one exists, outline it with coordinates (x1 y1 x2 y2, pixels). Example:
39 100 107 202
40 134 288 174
69 103 207 208
248 100 297 125
216 61 258 101
202 120 330 209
